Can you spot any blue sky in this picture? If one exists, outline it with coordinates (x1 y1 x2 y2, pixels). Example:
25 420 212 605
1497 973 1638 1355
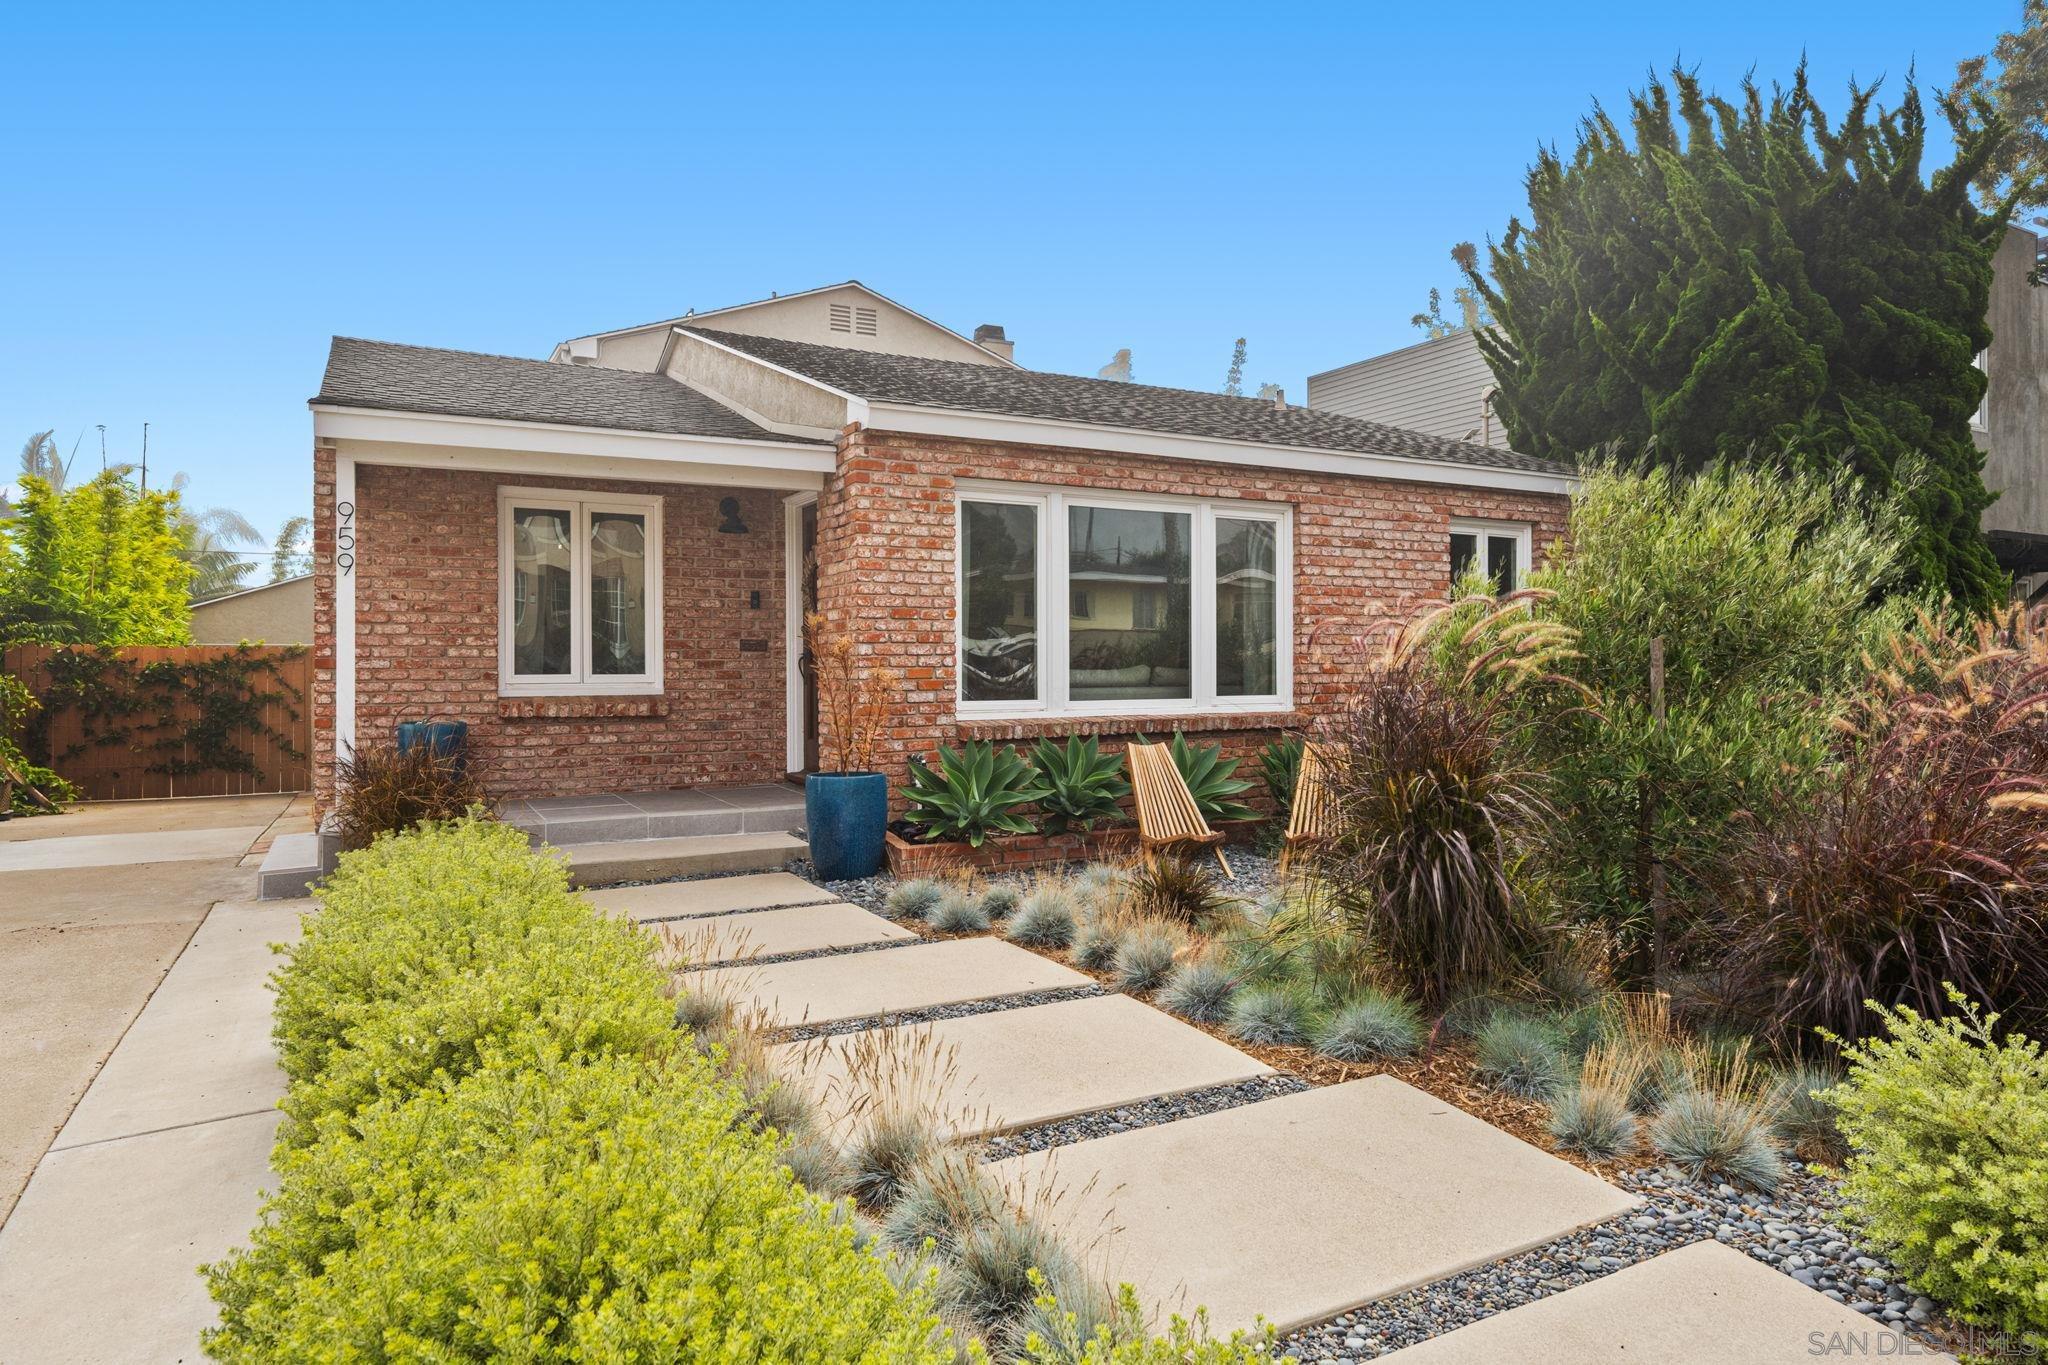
1 0 2013 542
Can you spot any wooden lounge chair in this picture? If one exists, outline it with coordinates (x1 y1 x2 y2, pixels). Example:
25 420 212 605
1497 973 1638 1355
1278 739 1340 877
1126 740 1233 879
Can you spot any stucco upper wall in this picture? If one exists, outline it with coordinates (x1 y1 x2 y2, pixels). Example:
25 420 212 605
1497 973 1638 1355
190 575 314 644
562 285 1005 372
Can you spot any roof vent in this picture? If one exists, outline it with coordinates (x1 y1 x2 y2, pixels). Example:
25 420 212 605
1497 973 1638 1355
854 305 878 336
829 302 853 333
972 323 1015 363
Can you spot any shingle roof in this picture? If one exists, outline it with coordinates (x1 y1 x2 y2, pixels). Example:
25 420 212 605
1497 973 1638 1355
313 337 820 444
681 327 1570 477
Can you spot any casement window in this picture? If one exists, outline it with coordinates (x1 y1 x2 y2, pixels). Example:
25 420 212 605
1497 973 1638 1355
1449 518 1531 594
498 487 663 696
956 484 1291 717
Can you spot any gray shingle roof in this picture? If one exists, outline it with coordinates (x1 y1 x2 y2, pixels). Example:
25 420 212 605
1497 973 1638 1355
313 337 819 444
681 328 1570 477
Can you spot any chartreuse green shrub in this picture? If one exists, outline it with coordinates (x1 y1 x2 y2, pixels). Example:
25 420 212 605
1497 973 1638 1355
205 1044 953 1362
1827 990 2048 1350
270 816 673 1142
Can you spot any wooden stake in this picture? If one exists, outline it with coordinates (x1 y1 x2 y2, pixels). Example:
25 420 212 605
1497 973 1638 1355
1648 636 1669 986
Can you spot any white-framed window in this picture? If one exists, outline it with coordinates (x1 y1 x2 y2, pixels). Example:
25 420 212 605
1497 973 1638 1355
497 486 664 696
956 482 1292 718
1449 517 1532 594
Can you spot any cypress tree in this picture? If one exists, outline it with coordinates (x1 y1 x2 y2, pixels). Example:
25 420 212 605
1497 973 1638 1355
1464 65 2029 609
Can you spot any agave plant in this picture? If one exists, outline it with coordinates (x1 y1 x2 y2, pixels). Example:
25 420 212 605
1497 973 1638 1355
901 741 1044 847
1259 735 1303 819
1138 730 1257 824
1029 735 1131 834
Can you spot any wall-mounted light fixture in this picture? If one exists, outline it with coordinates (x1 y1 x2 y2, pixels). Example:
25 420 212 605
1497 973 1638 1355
716 496 749 535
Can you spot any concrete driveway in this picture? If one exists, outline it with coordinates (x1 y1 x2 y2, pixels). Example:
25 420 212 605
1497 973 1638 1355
0 795 300 1222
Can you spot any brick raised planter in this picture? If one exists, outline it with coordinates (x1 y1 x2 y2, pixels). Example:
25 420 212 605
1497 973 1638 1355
883 818 1271 876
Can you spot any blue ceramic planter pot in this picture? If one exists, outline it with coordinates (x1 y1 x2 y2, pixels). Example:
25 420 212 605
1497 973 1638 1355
804 772 888 880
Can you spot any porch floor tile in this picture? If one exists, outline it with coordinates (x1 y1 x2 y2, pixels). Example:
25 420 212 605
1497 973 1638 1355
690 938 1091 1028
992 1075 1638 1335
773 994 1272 1139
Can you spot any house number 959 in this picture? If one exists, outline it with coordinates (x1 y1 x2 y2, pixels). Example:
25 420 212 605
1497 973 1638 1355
335 500 356 576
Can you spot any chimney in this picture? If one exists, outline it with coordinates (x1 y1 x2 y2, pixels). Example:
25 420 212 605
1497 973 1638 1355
973 323 1015 363
1256 382 1287 410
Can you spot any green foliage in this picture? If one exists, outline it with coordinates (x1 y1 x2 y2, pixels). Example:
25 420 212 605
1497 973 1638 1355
0 471 192 645
1125 853 1228 926
1018 1280 1279 1363
1464 64 2016 606
269 816 674 1142
1826 991 2048 1349
1113 922 1187 993
903 741 1044 847
1030 735 1130 834
977 883 1022 921
208 817 951 1362
928 889 993 934
1549 1082 1640 1161
1473 1014 1571 1099
1071 915 1129 972
1955 3 2048 213
1140 730 1257 824
843 1109 944 1212
0 671 75 814
1313 990 1424 1062
1225 986 1310 1046
1514 463 1909 966
1772 1062 1847 1163
1257 735 1302 819
1648 1088 1785 1192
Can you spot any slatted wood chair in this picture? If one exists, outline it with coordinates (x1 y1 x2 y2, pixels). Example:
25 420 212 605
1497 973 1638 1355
1126 740 1233 879
1277 739 1341 877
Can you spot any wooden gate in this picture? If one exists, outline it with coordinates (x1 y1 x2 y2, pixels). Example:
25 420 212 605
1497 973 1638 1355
4 645 312 800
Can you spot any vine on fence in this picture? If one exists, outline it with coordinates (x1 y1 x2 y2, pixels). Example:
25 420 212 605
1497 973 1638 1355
21 645 308 781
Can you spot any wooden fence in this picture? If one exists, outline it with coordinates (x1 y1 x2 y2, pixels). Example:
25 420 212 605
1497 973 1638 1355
4 645 312 801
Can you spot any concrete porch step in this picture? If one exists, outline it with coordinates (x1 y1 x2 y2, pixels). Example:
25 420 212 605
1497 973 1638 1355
501 785 804 848
562 831 808 887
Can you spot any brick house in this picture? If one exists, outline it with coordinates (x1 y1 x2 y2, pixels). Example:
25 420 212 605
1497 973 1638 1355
308 282 1573 820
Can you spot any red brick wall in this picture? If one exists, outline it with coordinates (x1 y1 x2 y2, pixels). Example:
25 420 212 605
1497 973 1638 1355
812 426 1569 812
311 458 786 805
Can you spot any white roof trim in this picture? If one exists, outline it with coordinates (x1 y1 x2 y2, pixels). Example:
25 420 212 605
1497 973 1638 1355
310 405 834 491
669 327 868 430
556 281 1018 367
863 402 1578 496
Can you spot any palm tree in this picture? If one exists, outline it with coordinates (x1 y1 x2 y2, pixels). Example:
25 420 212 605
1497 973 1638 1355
169 472 262 601
17 430 69 492
269 515 311 582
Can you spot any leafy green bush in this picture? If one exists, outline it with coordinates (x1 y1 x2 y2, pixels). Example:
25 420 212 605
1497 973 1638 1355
271 817 673 1141
1827 991 2048 1349
0 671 74 815
209 818 952 1361
1019 1281 1278 1363
903 741 1044 846
1031 735 1131 833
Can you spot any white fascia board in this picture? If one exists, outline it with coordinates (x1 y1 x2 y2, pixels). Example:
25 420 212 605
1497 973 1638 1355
310 405 832 490
865 403 1578 497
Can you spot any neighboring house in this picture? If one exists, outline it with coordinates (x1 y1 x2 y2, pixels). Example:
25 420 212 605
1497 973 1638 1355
1307 227 2048 598
190 574 314 644
308 282 1573 808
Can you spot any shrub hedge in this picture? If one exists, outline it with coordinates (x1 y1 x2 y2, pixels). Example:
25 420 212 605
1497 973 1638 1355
206 815 953 1361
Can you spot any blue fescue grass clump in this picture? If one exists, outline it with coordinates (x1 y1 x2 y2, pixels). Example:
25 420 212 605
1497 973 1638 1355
1225 985 1311 1046
1070 915 1128 973
1312 988 1424 1062
884 878 946 923
925 890 991 934
975 883 1022 922
1156 958 1239 1023
1549 1082 1641 1160
1649 1088 1785 1192
1113 923 1184 993
1006 885 1080 948
1473 1012 1571 1099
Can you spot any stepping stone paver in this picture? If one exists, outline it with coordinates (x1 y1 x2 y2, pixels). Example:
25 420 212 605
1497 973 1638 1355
582 871 840 921
660 901 917 965
563 831 804 886
1379 1240 1951 1363
692 937 1091 1027
773 994 1274 1137
993 1074 1639 1334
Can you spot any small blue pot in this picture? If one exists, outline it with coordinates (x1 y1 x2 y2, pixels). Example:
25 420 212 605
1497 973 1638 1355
805 771 888 880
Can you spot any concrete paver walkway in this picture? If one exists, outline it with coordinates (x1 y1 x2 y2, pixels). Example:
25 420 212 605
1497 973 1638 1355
776 994 1274 1138
1380 1240 1949 1364
584 870 838 920
665 900 917 964
694 937 1092 1027
994 1075 1640 1334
